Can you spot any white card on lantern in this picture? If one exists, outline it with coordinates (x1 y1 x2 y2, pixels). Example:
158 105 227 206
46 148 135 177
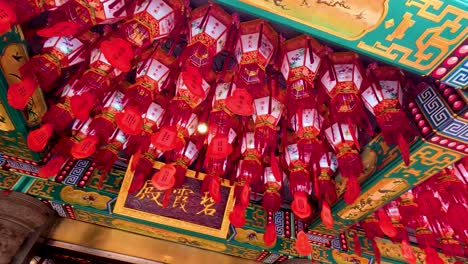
145 103 165 125
241 132 255 153
334 64 354 82
103 0 127 20
254 97 269 116
190 18 204 37
353 66 363 89
56 37 83 56
319 152 338 172
214 82 230 102
270 98 284 120
72 118 92 133
361 85 382 114
259 36 274 61
380 80 399 100
184 141 199 162
305 49 320 72
186 114 199 136
142 59 170 82
159 14 175 36
280 56 290 80
241 33 259 53
104 91 124 111
216 31 228 54
61 80 78 97
285 144 300 164
321 70 337 92
302 109 322 128
205 16 227 39
325 123 355 147
135 0 149 14
287 49 305 69
264 167 274 183
234 39 243 62
147 0 172 20
115 130 128 144
228 128 237 143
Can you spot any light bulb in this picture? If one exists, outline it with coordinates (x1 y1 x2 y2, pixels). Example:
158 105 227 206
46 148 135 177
197 123 208 134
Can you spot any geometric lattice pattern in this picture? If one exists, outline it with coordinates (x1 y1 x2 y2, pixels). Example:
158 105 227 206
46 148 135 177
443 58 468 89
63 159 91 186
274 211 285 236
417 87 452 128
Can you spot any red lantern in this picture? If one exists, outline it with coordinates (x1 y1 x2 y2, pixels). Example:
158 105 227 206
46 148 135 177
121 0 185 48
285 144 312 219
361 65 415 165
316 152 338 206
290 107 323 164
184 3 234 71
281 35 323 115
319 52 372 134
25 36 86 90
324 122 362 204
253 93 284 150
235 19 278 90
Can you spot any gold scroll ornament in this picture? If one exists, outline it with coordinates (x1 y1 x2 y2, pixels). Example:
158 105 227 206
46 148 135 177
240 0 388 40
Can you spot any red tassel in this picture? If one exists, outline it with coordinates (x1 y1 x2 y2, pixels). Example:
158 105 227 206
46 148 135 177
162 189 172 208
397 133 410 166
70 92 96 121
344 177 361 204
337 150 363 179
295 231 312 256
378 210 397 238
372 239 381 264
424 247 444 264
401 240 416 264
320 201 333 229
240 184 250 208
263 222 277 247
229 204 246 228
354 232 362 257
38 156 66 178
27 124 54 152
130 147 142 172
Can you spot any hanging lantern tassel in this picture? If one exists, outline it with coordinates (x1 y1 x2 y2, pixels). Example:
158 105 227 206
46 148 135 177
424 247 444 264
378 209 397 238
320 201 333 229
397 133 410 166
229 204 246 228
344 176 361 205
372 239 381 264
38 156 66 178
263 222 277 247
354 232 362 257
295 230 312 256
401 240 416 264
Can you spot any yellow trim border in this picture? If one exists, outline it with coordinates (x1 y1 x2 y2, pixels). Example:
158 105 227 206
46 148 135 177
114 160 235 238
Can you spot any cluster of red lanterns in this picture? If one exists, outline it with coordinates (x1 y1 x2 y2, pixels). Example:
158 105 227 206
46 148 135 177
5 0 420 255
360 157 468 264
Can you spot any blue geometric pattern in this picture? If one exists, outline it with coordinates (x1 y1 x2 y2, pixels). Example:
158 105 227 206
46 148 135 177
262 253 280 264
7 160 39 173
64 159 91 186
51 201 67 218
416 87 451 128
331 235 342 249
274 211 284 236
416 86 468 147
443 58 468 89
0 154 6 167
442 119 468 142
306 233 331 244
